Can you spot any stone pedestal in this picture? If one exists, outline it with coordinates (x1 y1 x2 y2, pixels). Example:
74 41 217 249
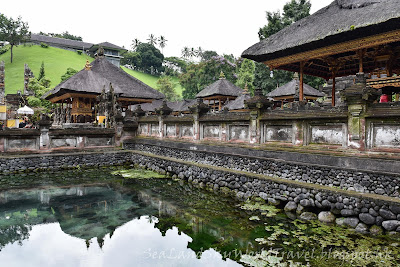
341 73 379 150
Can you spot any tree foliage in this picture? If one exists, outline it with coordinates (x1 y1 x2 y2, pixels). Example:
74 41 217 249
120 51 142 67
26 77 52 110
180 55 240 99
39 31 83 41
236 59 255 94
61 67 78 82
156 76 178 101
0 14 30 63
38 61 45 81
135 43 164 74
255 0 324 94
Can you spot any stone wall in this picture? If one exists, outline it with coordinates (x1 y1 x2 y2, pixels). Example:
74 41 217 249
128 151 400 234
0 151 131 174
128 141 400 198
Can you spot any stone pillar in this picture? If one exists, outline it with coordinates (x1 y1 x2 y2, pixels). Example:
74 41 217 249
39 114 52 150
293 121 304 146
189 99 210 142
249 111 259 144
158 115 164 138
193 113 200 141
341 73 379 150
155 100 172 139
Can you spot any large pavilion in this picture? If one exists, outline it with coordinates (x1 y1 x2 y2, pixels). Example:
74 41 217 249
242 0 400 106
44 55 164 123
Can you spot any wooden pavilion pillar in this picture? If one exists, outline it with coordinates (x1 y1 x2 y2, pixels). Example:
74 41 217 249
299 61 305 101
332 74 336 107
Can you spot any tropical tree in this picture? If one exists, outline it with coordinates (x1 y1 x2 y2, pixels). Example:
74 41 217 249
61 67 78 82
135 43 164 74
38 61 45 81
131 38 141 51
181 47 190 59
156 76 178 101
158 36 167 53
255 0 323 94
236 59 255 94
147 34 158 46
0 14 30 63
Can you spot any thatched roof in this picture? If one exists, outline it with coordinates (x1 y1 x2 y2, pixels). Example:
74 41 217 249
196 78 243 98
30 34 93 50
267 79 324 98
242 0 400 63
132 99 196 113
223 93 252 110
44 57 164 100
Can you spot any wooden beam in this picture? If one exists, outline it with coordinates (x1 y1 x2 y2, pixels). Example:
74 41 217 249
265 29 400 69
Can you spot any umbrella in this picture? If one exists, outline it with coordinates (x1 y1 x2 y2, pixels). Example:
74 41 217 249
17 105 34 115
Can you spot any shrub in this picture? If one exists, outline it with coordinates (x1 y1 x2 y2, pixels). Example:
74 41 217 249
77 50 82 55
40 42 49 48
0 46 9 55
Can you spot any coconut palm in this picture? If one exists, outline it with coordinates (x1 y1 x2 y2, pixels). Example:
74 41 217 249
181 46 190 59
131 38 141 51
147 34 158 46
158 36 167 54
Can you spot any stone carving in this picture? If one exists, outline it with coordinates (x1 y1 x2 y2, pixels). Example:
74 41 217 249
66 107 71 123
24 64 34 96
0 61 4 104
97 83 121 128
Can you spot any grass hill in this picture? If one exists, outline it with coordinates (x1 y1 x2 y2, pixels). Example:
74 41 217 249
0 44 183 97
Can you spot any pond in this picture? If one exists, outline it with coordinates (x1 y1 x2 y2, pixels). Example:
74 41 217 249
0 167 399 267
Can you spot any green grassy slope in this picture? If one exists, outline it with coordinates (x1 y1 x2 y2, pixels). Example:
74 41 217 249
0 45 93 94
121 67 183 97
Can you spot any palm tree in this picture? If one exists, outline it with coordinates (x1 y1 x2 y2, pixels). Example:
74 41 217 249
147 34 157 46
131 38 141 51
190 47 197 59
181 46 190 59
158 36 167 54
196 47 203 59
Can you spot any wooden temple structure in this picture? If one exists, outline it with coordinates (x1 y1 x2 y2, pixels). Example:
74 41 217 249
196 72 243 111
242 0 400 106
44 52 164 123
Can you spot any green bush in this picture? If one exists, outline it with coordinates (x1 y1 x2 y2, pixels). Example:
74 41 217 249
40 42 49 48
0 46 9 55
77 50 82 55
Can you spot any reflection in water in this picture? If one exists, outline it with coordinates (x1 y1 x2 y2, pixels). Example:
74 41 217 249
0 169 399 266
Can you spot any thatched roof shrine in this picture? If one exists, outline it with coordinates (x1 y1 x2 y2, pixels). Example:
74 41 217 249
196 75 242 99
44 57 164 102
267 79 324 99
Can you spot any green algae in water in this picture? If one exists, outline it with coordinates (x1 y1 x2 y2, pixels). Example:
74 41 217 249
240 199 280 218
111 168 166 179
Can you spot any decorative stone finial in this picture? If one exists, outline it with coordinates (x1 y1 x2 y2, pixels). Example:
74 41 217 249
219 71 226 79
84 60 91 71
293 72 299 80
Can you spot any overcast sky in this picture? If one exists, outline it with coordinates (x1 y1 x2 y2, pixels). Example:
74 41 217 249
1 0 333 58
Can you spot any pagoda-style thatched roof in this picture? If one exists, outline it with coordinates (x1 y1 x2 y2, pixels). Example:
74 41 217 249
223 92 252 111
242 0 400 78
44 57 164 101
196 77 243 98
267 79 325 98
